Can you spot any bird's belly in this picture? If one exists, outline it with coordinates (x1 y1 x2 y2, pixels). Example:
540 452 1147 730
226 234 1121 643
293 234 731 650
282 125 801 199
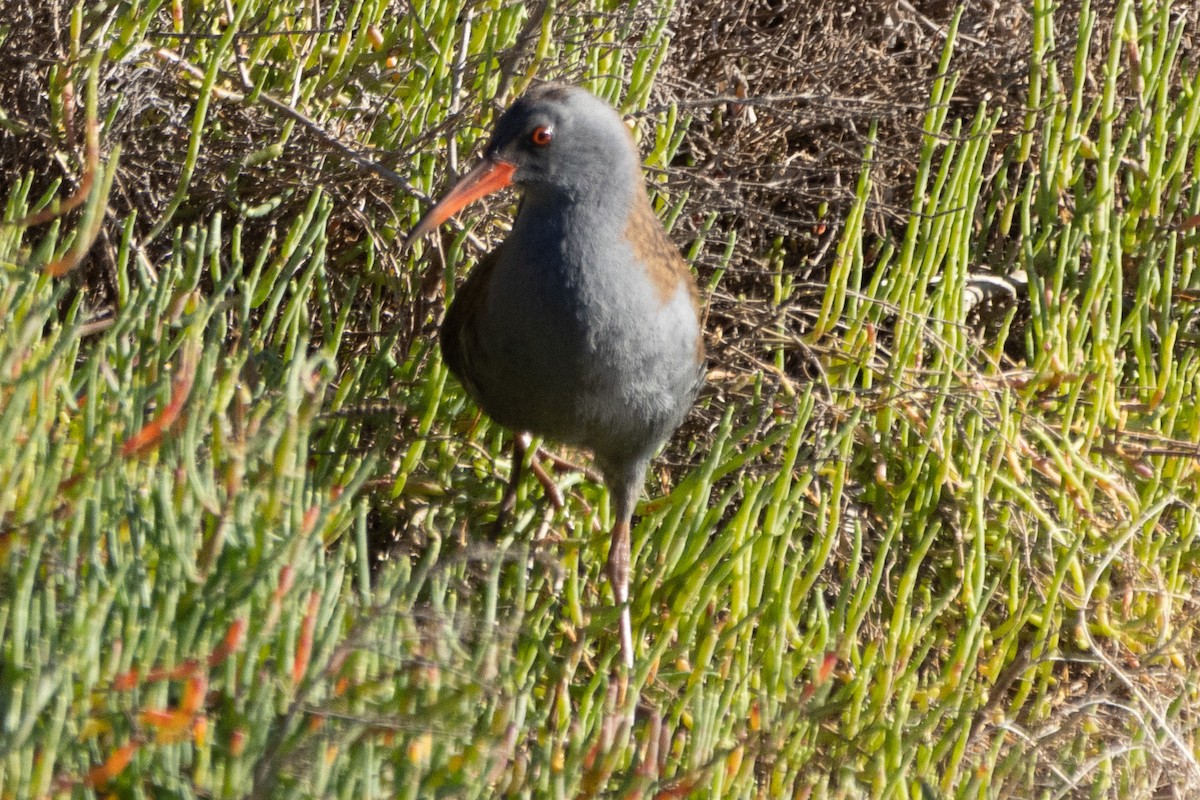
465 286 701 459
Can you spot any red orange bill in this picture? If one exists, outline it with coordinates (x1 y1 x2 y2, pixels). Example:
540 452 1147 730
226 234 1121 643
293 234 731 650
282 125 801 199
405 158 516 248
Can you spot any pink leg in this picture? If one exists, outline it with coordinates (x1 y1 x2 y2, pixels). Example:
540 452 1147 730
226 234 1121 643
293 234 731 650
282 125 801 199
606 518 634 670
603 466 645 674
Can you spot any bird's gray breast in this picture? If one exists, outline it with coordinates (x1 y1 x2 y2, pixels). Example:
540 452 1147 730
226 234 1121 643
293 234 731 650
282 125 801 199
468 228 700 459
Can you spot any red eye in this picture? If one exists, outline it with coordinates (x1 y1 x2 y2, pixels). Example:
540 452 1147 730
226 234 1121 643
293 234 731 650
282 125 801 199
530 125 554 146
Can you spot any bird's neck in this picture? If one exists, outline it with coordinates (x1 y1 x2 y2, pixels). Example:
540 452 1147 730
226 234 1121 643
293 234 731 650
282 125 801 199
513 165 641 246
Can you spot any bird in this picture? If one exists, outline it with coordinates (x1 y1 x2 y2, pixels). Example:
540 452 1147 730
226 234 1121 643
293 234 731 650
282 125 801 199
406 82 705 670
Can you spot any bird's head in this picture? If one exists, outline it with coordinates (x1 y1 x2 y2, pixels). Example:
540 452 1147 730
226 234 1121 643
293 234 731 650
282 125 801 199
406 83 638 246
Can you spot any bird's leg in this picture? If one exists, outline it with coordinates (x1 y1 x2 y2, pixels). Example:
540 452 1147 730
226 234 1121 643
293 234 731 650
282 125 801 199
526 449 565 509
603 468 644 697
493 433 567 538
606 517 634 673
492 432 531 537
602 462 649 714
536 447 604 483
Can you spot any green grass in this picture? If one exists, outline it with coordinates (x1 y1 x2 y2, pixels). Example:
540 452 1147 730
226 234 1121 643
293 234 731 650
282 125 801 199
3 0 1200 797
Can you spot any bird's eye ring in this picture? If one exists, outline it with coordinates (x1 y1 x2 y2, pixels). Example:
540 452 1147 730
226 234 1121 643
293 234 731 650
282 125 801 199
530 125 554 146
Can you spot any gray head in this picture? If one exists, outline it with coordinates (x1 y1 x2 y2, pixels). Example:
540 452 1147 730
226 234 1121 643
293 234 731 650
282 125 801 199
406 83 640 244
483 83 639 196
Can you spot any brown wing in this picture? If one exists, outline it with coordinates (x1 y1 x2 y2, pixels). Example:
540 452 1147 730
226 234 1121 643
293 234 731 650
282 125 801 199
439 246 501 399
